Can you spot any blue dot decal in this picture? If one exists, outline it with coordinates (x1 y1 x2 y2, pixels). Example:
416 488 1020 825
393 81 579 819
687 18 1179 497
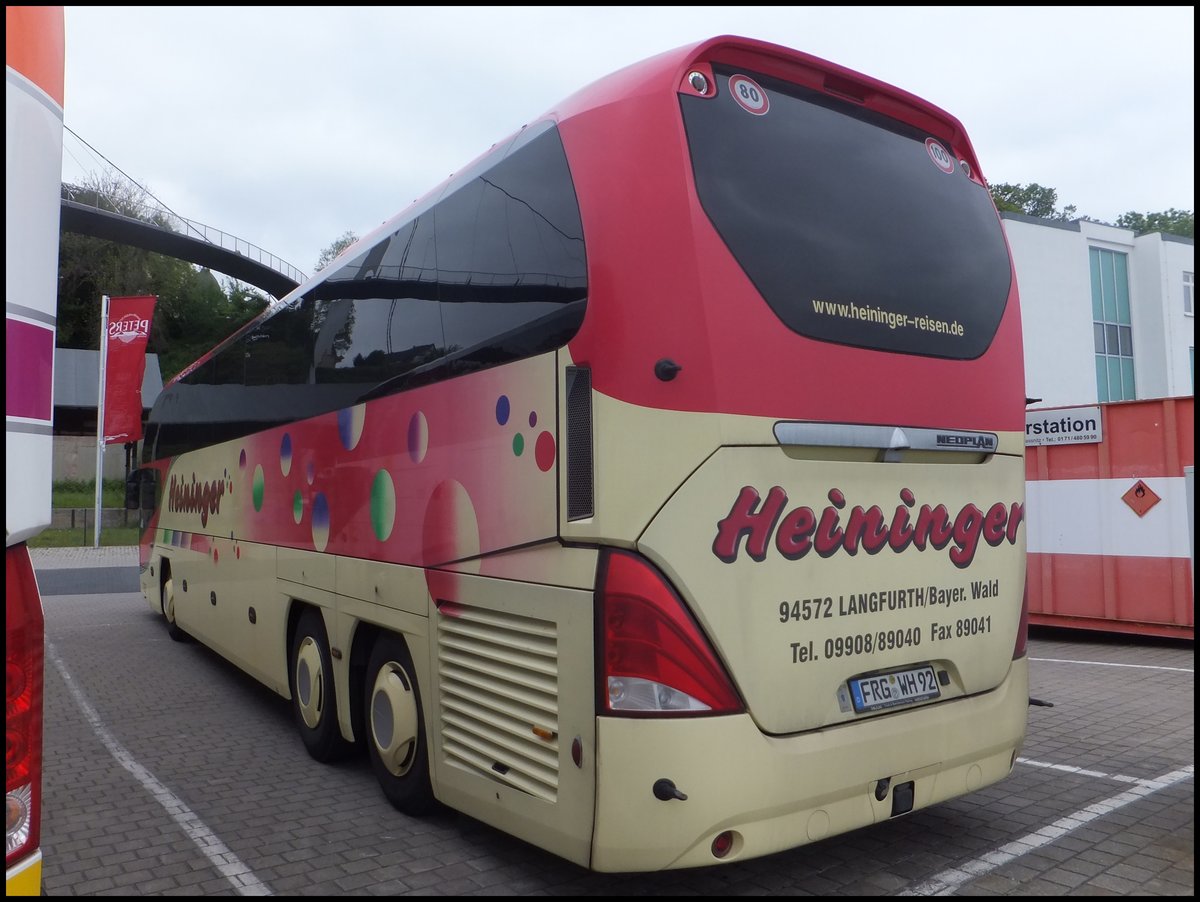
311 492 330 552
338 405 366 450
280 433 293 476
496 395 510 426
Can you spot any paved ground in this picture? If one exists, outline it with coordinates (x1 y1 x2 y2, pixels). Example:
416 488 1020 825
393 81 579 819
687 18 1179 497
32 545 140 569
32 547 1194 895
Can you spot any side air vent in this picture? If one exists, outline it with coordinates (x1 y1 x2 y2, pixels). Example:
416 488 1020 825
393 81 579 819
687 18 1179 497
565 366 593 520
437 603 560 802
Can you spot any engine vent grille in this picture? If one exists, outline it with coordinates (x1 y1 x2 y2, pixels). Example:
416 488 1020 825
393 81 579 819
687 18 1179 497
437 603 559 802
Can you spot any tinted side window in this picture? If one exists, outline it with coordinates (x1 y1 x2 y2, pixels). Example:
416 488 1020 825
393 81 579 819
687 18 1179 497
150 297 321 459
312 215 448 391
242 297 316 386
145 122 587 460
323 122 587 400
437 126 587 378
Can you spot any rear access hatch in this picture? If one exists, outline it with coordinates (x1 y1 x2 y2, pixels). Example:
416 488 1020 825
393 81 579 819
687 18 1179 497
637 443 1025 735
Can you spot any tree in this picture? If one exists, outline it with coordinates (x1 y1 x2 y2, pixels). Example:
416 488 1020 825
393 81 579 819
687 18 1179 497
1115 209 1193 239
152 277 269 382
989 182 1077 221
315 230 359 272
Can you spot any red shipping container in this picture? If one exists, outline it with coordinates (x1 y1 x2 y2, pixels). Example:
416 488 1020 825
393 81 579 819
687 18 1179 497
1025 397 1194 638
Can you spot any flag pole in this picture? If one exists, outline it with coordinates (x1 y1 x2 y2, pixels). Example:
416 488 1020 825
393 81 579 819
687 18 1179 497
93 294 109 548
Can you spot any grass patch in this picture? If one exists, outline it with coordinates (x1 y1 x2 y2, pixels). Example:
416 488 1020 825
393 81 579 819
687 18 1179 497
27 526 143 548
53 479 126 508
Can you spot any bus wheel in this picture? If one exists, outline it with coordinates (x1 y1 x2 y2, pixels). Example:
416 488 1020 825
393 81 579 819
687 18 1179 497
365 634 435 815
290 608 351 762
162 576 188 643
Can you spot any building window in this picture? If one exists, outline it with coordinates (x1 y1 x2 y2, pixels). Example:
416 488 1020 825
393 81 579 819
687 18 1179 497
1091 247 1135 402
1185 271 1194 316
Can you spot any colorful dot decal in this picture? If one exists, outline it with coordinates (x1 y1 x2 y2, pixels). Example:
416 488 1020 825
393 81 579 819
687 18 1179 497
535 431 556 472
513 433 524 456
496 395 510 425
371 469 396 541
305 459 315 485
252 465 265 512
239 449 247 470
280 433 293 476
408 411 428 464
311 492 330 552
528 411 537 428
339 404 365 450
293 490 303 524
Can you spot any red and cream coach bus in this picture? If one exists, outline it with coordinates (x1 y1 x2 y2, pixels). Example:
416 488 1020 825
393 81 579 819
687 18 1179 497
6 5 65 894
137 35 1029 871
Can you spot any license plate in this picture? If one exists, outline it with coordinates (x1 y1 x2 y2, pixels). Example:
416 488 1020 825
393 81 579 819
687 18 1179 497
850 665 940 713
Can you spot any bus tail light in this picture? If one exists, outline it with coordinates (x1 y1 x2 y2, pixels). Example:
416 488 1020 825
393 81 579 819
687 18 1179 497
6 544 44 868
711 830 737 859
596 550 743 716
1012 577 1030 660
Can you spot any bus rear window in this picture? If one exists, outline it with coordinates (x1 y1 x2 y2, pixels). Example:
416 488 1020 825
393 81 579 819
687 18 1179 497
681 65 1011 360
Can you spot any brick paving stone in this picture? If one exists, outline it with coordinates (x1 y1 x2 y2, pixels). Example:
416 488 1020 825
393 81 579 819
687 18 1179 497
1061 856 1112 879
1042 867 1094 889
368 879 417 894
1089 872 1149 894
336 871 381 892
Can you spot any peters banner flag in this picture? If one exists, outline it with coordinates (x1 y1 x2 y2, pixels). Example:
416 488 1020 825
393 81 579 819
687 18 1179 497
102 294 156 444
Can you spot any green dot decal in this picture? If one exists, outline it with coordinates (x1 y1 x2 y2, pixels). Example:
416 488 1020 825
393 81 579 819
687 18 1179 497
293 490 303 524
252 465 265 511
371 469 396 541
513 433 525 456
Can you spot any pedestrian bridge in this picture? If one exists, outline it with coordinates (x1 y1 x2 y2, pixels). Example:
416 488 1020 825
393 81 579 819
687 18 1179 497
59 184 305 299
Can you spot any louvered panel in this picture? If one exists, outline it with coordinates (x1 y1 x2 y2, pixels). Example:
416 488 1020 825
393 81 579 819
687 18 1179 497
441 676 558 732
442 727 558 802
442 706 558 770
442 604 557 637
438 603 560 801
440 620 557 672
439 629 557 677
439 647 554 695
437 640 558 717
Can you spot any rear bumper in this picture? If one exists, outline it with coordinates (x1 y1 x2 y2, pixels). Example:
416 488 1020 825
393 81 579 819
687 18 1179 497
592 657 1028 871
6 850 42 896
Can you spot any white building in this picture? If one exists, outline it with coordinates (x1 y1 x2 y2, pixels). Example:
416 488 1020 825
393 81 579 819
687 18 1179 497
1001 212 1194 409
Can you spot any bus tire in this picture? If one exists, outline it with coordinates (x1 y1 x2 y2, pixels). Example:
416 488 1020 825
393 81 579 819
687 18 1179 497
365 633 435 816
162 576 189 643
289 608 351 762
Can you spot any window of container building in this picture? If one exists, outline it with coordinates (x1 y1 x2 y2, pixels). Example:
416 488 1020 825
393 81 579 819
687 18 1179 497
1185 271 1193 316
1091 247 1135 402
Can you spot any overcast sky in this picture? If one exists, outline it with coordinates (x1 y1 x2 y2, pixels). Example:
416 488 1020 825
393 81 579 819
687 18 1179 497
61 5 1194 287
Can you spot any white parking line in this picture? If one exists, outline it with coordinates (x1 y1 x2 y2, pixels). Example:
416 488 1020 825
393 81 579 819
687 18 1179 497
1016 757 1143 784
899 762 1194 895
47 643 273 896
1031 657 1193 673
